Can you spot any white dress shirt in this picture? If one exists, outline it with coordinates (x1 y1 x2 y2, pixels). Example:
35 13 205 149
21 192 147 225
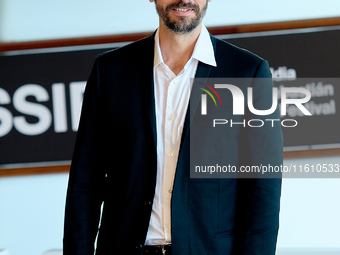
145 24 217 245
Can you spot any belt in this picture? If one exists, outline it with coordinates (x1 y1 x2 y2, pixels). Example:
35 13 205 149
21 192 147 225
143 244 172 255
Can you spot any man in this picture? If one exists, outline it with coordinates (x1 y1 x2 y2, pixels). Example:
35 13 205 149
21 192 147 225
64 0 283 254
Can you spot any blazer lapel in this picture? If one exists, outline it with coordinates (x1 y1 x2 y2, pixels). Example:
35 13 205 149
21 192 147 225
139 33 157 150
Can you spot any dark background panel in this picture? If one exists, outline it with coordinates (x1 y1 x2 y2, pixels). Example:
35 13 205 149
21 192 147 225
226 29 340 78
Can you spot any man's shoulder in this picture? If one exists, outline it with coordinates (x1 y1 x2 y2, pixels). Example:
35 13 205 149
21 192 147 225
96 35 154 67
211 35 270 77
214 36 264 64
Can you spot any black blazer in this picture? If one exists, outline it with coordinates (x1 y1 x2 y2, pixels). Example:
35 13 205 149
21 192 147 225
64 33 283 255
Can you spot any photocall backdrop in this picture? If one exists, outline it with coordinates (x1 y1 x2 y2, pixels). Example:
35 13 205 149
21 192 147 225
0 26 339 168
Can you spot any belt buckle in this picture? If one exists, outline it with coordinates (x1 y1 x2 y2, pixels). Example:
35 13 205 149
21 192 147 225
161 244 166 255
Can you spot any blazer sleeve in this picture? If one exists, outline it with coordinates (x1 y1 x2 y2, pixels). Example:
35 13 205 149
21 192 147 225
235 60 283 255
63 56 106 255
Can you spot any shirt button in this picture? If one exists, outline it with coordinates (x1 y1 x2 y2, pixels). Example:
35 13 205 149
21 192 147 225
168 151 174 157
167 114 175 121
173 79 178 84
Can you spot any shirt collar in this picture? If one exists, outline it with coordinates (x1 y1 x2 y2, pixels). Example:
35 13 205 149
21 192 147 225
153 24 217 68
154 31 162 68
191 24 217 67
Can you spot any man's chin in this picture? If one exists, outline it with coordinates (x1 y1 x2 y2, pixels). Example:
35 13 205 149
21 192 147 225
166 24 199 34
165 18 197 31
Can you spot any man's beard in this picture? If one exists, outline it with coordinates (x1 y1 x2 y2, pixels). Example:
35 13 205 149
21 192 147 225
155 1 208 34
